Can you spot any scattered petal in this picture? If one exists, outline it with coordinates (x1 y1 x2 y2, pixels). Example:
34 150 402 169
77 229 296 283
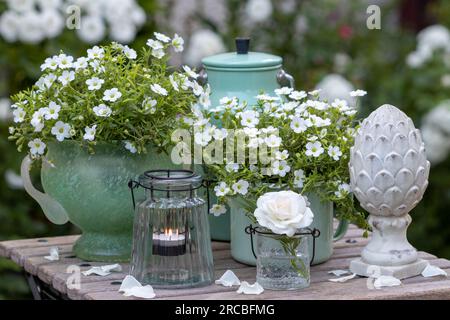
44 247 59 261
422 264 448 278
82 264 122 276
236 281 264 295
328 273 357 283
119 275 156 299
215 270 241 287
328 269 351 277
373 275 401 289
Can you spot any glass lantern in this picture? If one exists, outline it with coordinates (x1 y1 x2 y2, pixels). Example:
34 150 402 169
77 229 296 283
128 169 214 289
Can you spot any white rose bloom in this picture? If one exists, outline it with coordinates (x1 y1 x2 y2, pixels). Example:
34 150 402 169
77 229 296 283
0 11 20 42
185 29 226 66
77 15 106 44
315 74 355 103
245 0 273 23
254 191 314 236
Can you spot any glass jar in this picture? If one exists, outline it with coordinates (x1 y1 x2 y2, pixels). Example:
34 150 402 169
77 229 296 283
129 169 214 288
256 228 311 290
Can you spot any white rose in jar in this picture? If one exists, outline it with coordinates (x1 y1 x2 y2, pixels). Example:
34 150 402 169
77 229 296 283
254 191 313 237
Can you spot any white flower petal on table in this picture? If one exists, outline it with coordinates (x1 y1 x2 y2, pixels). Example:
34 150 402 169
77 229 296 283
119 275 156 299
82 263 122 276
328 273 357 283
236 281 264 295
328 269 350 277
215 270 241 287
44 247 59 261
373 276 401 289
422 264 448 277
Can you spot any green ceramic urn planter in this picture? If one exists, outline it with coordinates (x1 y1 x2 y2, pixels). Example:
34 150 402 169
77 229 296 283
21 141 179 262
201 38 294 241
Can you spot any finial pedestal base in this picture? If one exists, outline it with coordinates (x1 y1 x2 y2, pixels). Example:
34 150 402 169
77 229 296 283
350 258 428 280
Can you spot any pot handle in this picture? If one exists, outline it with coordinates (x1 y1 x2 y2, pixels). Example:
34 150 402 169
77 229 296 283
21 155 69 225
277 69 295 88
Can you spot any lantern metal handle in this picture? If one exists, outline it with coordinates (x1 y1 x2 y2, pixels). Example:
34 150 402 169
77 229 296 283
277 69 295 88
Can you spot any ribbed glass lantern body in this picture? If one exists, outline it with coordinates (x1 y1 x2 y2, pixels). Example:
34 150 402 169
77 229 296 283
130 170 214 288
256 229 310 290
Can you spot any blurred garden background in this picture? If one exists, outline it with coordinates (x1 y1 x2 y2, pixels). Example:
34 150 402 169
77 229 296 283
1 0 450 299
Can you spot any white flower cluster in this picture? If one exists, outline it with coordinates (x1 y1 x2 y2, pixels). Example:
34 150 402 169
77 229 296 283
406 25 450 68
420 101 450 165
0 0 146 44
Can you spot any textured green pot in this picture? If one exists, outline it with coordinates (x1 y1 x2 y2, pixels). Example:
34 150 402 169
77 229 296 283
22 141 178 262
228 193 348 266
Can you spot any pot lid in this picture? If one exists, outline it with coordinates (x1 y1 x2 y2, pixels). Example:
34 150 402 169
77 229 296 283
202 38 282 69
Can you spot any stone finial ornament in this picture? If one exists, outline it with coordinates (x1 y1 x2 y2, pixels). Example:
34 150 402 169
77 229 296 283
349 104 430 279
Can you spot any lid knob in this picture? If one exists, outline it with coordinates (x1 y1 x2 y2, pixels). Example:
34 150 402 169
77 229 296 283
235 37 250 54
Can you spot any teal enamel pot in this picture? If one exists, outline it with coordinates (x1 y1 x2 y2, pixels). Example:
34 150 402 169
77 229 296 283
21 141 180 262
201 38 294 241
228 193 348 265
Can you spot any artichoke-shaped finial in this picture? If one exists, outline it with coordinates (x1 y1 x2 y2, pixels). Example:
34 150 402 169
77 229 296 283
350 104 430 217
349 105 430 278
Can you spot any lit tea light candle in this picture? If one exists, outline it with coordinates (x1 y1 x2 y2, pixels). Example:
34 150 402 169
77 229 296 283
152 228 186 256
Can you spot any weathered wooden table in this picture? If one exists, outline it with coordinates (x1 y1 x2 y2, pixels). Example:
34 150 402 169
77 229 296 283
1 224 450 300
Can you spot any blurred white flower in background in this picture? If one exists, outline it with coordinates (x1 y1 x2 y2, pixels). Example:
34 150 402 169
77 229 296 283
407 25 450 68
185 29 226 66
245 0 273 23
315 74 355 103
0 0 146 44
4 169 24 190
0 98 12 122
421 101 450 165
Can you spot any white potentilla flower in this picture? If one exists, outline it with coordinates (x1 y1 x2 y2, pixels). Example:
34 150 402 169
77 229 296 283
335 183 351 198
43 73 57 89
349 89 367 97
57 54 73 69
146 39 163 50
31 109 46 132
183 65 199 79
83 124 97 141
331 98 348 110
40 56 59 71
328 145 342 161
256 94 279 102
142 97 157 113
13 107 26 123
44 101 61 120
77 16 105 44
263 101 280 113
151 48 165 59
185 29 226 66
172 33 184 52
225 163 239 173
194 131 212 147
124 141 137 154
290 117 311 133
232 180 249 195
150 83 168 96
308 89 321 96
214 182 230 197
87 46 105 60
89 59 105 73
122 46 137 59
86 77 104 91
219 96 238 109
246 0 273 23
275 87 293 96
305 141 324 157
169 74 179 91
271 160 291 177
28 138 46 156
213 128 228 140
51 121 72 142
103 88 122 102
40 9 64 38
294 169 305 188
261 126 278 134
289 90 307 100
265 134 282 148
154 32 170 43
309 115 330 127
0 10 20 42
255 191 314 236
73 57 88 70
240 110 259 128
307 135 318 141
58 70 75 86
189 81 203 96
275 150 289 160
209 204 227 217
243 127 259 138
93 104 112 117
